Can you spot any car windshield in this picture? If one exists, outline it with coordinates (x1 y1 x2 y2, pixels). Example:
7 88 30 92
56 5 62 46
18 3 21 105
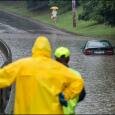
86 41 111 48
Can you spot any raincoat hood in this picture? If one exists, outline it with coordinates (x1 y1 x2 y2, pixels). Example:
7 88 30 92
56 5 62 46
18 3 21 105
32 36 51 58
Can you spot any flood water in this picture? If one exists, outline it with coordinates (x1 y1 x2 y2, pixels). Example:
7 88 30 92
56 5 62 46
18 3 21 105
0 12 115 114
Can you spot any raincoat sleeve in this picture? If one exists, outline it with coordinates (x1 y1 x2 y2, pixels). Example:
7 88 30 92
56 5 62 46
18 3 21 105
0 61 19 88
63 68 84 100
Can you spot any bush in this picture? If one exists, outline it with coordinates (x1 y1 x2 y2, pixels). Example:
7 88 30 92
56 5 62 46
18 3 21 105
79 0 115 26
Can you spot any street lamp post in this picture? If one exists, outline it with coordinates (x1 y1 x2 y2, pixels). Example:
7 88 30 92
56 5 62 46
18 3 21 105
72 0 76 28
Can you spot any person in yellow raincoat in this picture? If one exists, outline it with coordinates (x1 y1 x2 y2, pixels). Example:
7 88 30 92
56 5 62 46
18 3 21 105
54 47 86 114
0 36 84 114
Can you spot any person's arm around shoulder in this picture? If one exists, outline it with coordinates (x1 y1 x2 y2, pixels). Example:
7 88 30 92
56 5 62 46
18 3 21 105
63 68 84 100
69 68 86 102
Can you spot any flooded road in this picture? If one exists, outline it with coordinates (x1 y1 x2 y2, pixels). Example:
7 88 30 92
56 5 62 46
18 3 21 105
50 36 115 114
0 11 115 114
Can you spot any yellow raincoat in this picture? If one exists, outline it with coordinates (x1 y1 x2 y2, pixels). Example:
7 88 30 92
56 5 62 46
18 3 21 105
0 36 84 114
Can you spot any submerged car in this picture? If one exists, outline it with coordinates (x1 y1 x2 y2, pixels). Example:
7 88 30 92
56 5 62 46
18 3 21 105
82 40 114 55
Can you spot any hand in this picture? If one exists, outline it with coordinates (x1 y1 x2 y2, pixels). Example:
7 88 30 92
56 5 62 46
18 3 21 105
59 93 68 107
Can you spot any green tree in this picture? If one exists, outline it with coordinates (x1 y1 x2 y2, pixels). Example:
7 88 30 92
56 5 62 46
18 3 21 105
48 0 72 14
79 0 115 26
27 0 48 11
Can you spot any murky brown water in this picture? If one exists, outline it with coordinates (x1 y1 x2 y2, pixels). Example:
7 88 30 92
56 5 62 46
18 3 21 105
0 11 115 114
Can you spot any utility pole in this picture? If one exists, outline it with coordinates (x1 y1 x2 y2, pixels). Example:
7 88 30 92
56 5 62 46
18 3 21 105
72 0 76 28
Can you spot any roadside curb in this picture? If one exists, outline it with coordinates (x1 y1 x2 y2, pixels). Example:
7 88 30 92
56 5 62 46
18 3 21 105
0 9 81 36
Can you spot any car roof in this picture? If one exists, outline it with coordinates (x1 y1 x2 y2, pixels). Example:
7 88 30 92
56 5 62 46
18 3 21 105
87 40 110 43
85 40 112 48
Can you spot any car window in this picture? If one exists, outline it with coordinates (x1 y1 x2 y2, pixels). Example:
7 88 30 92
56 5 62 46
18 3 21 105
86 41 110 48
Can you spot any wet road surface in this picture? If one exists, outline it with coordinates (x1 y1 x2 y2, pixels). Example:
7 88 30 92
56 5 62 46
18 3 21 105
0 11 115 114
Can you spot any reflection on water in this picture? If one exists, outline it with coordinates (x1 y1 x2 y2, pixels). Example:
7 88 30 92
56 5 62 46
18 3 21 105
0 50 6 67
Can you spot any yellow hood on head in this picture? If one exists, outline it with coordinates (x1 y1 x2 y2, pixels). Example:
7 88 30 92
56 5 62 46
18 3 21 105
32 36 52 57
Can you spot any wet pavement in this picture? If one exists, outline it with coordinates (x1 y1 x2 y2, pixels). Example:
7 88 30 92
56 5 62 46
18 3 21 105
0 11 115 114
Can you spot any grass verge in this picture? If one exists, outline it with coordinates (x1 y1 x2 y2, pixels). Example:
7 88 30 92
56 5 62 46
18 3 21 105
0 1 115 39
